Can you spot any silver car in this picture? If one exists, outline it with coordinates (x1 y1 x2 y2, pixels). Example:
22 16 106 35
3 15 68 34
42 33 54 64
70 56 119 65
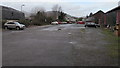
4 22 25 30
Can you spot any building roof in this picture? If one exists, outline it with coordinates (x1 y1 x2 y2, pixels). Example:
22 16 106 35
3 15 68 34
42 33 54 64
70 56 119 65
106 6 120 13
93 10 104 16
0 5 22 13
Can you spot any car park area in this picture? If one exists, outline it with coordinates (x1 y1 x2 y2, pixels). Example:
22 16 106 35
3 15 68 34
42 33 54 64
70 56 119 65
2 24 118 66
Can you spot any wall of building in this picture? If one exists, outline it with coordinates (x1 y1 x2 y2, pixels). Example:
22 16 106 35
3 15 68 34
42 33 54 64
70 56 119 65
93 11 105 26
116 10 120 24
2 6 25 20
86 6 120 27
106 11 116 26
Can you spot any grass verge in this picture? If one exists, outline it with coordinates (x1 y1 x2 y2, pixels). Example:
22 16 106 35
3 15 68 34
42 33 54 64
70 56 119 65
102 28 119 58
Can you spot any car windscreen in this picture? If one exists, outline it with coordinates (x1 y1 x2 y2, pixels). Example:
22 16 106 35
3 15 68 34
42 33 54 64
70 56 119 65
14 22 21 25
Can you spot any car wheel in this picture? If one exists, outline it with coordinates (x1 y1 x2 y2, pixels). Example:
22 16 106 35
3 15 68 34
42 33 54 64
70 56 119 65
4 26 8 30
16 26 20 30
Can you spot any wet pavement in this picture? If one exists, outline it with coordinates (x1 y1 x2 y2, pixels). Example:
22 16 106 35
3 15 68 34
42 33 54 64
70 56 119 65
2 24 118 66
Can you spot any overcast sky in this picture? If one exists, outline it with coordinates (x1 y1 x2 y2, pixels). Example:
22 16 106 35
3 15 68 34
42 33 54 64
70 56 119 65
0 0 120 17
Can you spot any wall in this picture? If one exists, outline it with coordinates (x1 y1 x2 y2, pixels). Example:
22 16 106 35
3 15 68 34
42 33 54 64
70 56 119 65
106 11 116 26
2 6 25 20
93 11 105 26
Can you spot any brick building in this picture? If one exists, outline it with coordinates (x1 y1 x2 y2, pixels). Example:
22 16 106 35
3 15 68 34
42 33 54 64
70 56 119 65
86 6 120 27
85 10 105 26
92 10 105 26
105 6 120 26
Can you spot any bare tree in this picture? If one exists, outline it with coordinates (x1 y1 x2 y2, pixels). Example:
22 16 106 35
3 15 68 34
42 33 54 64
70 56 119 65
58 6 62 12
52 4 59 12
52 4 62 20
31 7 47 25
31 7 46 15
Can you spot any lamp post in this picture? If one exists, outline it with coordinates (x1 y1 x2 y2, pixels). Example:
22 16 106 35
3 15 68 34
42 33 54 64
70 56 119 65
21 4 25 12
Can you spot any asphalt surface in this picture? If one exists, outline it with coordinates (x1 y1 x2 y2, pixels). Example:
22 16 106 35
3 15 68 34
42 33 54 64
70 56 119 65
2 24 118 66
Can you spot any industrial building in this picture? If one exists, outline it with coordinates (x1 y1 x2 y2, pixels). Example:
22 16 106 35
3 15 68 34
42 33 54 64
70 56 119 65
0 5 25 20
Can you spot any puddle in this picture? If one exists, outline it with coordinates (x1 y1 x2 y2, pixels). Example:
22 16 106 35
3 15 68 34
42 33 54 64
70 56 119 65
11 31 24 33
40 24 85 31
69 41 77 44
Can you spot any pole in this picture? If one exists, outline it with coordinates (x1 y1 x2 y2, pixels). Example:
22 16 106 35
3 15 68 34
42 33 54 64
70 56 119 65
21 4 25 12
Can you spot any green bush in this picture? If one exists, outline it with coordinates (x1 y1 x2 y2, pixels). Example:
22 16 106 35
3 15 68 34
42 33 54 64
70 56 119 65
18 19 31 27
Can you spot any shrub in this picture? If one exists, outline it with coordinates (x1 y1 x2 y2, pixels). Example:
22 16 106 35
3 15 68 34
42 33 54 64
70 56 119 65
18 19 31 27
46 17 53 24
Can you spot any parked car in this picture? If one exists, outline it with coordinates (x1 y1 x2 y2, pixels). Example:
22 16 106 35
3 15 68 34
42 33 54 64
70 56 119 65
67 21 72 24
4 22 26 30
61 22 67 24
51 21 59 25
58 22 62 24
85 22 96 28
77 21 85 24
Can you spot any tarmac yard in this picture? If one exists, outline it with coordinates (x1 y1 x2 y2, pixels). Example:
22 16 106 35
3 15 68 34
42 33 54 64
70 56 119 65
2 24 118 66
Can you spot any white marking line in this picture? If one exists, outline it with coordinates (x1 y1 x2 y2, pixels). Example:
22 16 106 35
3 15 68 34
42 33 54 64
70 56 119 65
11 31 24 33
